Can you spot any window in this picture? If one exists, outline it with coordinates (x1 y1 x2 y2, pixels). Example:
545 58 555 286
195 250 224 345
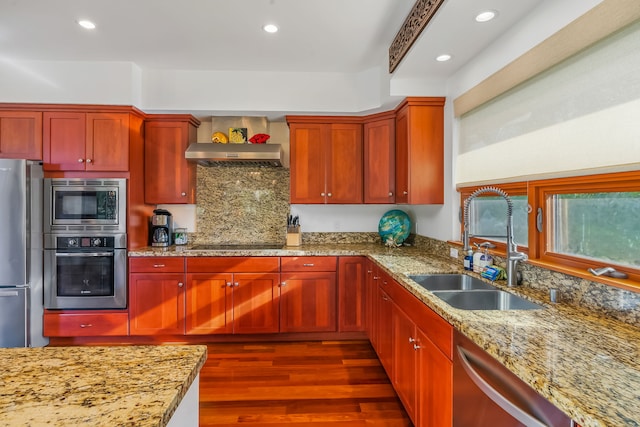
460 183 528 253
459 171 640 288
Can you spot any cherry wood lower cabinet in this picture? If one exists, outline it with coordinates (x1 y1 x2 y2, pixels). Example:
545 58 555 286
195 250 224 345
386 274 454 427
43 310 129 336
185 272 280 334
375 271 394 377
128 257 186 335
185 257 280 335
338 256 366 332
280 256 337 332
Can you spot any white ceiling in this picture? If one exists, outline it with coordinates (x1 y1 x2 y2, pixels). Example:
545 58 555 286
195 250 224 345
0 0 543 81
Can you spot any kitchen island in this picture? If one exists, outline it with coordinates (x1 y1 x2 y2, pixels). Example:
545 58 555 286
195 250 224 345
0 345 206 426
129 243 640 427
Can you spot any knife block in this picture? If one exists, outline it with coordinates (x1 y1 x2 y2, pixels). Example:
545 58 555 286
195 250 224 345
286 226 301 246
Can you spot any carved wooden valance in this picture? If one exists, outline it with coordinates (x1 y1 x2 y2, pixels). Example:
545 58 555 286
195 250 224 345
389 0 446 73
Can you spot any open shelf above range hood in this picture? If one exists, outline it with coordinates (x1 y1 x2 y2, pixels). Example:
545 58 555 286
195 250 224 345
185 143 283 167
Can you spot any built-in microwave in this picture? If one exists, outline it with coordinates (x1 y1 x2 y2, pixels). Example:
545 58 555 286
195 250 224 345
44 178 127 233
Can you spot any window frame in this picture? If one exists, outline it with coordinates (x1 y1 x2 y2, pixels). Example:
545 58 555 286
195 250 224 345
459 171 640 290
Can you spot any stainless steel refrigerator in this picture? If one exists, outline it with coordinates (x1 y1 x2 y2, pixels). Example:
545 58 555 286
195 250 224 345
0 159 47 347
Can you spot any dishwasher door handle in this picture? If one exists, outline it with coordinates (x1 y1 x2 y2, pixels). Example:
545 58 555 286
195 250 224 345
457 346 547 427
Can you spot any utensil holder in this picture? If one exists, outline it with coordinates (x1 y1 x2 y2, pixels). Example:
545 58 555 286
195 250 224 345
286 226 301 246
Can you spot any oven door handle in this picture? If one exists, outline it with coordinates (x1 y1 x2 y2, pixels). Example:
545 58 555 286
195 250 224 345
55 252 114 257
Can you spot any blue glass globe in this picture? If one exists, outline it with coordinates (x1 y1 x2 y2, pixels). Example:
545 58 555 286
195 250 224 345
378 210 411 245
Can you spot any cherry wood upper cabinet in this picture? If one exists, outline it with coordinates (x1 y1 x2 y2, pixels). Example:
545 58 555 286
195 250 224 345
144 115 200 204
43 112 130 171
395 97 445 204
363 112 395 204
0 111 43 160
287 116 363 204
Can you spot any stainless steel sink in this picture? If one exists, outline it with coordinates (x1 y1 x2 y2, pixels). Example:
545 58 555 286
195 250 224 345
408 274 496 291
433 290 544 310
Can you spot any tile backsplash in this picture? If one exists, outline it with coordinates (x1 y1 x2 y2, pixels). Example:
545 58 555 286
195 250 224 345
190 165 290 245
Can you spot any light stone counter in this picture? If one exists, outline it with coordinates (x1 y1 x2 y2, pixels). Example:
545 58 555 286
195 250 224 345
0 345 207 427
128 243 640 427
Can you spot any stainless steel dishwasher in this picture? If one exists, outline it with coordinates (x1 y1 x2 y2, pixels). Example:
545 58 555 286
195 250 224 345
454 331 574 427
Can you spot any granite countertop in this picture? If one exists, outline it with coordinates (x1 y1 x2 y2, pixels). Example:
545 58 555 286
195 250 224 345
128 243 640 427
0 345 207 427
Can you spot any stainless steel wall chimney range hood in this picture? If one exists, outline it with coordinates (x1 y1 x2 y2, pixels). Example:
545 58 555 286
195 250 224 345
185 143 283 167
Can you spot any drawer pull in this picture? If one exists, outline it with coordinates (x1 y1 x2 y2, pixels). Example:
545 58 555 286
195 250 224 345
178 282 184 288
153 264 166 268
80 324 93 328
303 263 315 267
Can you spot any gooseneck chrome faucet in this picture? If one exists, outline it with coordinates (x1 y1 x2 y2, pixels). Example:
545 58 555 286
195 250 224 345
463 186 528 287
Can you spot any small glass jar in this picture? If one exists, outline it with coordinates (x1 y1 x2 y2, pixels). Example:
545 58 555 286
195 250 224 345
174 228 188 245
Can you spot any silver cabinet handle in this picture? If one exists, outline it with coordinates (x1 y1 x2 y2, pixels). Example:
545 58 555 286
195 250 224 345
234 282 239 287
408 337 416 343
280 282 287 287
226 282 232 287
327 193 332 197
181 192 186 196
303 263 315 267
320 192 325 197
77 158 84 163
86 159 92 163
403 191 408 195
457 346 546 427
413 343 421 350
178 282 184 287
153 264 166 268
79 324 93 328
389 192 393 196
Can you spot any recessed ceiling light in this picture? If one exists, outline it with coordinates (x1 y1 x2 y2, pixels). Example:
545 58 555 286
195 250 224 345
475 10 498 23
436 54 452 62
263 24 278 33
77 20 96 29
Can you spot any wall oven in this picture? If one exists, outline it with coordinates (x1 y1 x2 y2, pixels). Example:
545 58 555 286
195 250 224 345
44 234 127 309
44 178 126 234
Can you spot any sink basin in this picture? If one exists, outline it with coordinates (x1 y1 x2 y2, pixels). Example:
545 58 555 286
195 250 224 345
408 274 496 291
433 290 544 310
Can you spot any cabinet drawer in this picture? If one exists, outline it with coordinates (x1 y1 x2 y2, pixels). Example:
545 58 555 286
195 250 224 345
281 256 337 272
129 257 185 273
44 312 129 337
187 257 280 273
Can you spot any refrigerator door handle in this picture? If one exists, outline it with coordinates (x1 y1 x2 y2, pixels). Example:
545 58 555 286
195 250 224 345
55 252 114 258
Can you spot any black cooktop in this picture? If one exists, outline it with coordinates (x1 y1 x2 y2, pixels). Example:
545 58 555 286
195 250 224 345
188 244 284 251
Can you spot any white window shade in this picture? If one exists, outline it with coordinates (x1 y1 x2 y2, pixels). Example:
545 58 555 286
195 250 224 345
457 20 640 186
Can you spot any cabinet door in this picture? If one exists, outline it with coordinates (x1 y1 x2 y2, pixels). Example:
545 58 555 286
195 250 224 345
0 111 43 160
326 123 363 203
289 123 327 203
43 112 86 171
129 273 185 335
364 117 395 203
365 260 378 343
145 120 196 204
392 305 418 424
394 107 410 204
86 112 129 171
232 273 280 334
395 98 445 205
185 273 233 335
338 256 366 332
376 285 393 376
416 327 452 427
280 271 337 332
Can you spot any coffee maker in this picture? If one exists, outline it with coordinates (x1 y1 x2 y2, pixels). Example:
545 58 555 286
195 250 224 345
150 209 172 247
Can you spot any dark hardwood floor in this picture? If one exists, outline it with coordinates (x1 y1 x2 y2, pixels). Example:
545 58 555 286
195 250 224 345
199 340 412 426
